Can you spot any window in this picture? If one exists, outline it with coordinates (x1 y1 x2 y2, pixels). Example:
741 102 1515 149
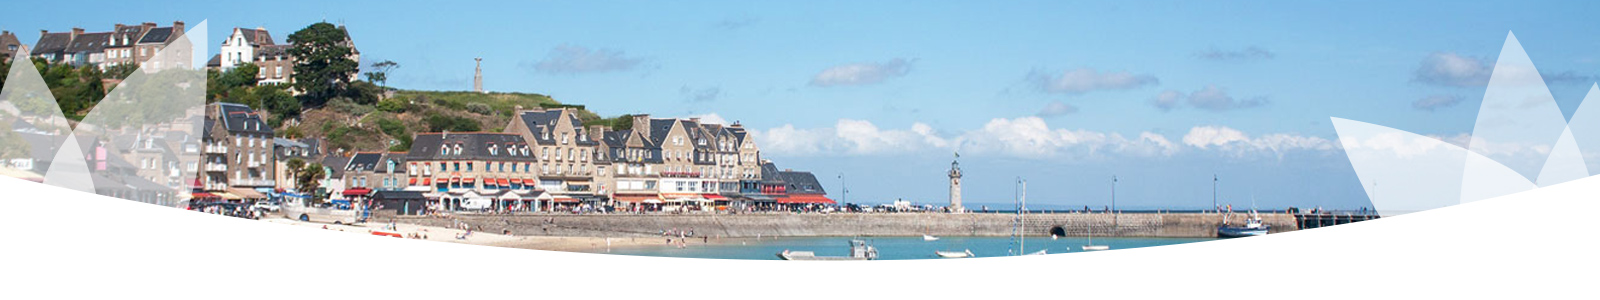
440 146 447 156
488 144 497 155
453 162 460 172
466 162 473 172
499 163 505 173
453 144 462 155
562 133 569 144
274 66 282 78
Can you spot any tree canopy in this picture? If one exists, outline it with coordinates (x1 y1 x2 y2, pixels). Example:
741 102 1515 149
287 22 358 108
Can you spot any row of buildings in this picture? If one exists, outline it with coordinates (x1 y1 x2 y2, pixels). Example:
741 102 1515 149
177 104 835 215
1 22 358 88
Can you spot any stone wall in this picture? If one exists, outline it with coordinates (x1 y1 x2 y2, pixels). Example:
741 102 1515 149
384 212 1298 238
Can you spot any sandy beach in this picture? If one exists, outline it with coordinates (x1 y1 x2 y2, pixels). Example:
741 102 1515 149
259 216 751 252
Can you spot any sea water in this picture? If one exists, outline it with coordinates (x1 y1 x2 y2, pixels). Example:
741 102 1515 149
599 236 1216 260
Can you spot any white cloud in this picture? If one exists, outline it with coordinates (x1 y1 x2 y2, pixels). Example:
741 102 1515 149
1029 68 1159 94
1414 52 1492 87
524 45 643 74
1195 46 1275 61
1035 101 1079 118
810 58 913 87
1151 90 1184 111
1149 86 1266 112
682 113 729 125
1183 125 1334 158
752 119 1333 160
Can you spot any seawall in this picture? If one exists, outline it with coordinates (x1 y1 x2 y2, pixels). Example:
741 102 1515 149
383 212 1298 238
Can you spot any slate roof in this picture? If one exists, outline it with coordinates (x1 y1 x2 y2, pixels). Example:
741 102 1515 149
647 119 675 145
345 152 384 172
108 26 145 48
406 132 538 162
66 32 111 54
759 162 785 184
32 32 74 54
322 155 351 178
516 110 599 146
215 103 271 134
205 54 220 67
780 171 826 195
257 44 289 58
237 28 274 46
137 27 173 44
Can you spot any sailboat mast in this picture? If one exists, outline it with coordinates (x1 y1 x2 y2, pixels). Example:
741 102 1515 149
1020 179 1027 255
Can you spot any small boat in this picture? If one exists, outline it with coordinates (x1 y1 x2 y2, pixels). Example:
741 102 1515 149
935 249 974 258
777 239 878 261
1217 211 1270 238
1026 249 1048 255
1082 221 1108 251
923 234 940 241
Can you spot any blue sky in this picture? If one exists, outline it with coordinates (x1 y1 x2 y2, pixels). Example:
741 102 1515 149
6 0 1600 209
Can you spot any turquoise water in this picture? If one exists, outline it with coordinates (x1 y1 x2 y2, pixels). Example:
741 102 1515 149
598 236 1216 260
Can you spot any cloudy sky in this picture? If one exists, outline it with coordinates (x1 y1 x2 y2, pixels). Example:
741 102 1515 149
7 0 1600 209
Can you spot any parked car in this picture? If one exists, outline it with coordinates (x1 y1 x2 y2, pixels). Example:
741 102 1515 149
250 200 281 213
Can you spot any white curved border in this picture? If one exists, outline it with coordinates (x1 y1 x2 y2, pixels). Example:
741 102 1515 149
2 174 1594 299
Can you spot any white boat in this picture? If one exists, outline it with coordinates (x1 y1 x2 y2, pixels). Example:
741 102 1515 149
1026 249 1048 255
1082 220 1108 251
777 239 878 261
935 249 974 258
923 234 940 241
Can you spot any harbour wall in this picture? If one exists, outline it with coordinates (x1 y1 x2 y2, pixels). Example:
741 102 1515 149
384 212 1299 238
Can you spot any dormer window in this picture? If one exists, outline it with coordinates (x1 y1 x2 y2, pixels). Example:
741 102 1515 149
439 146 447 156
488 144 497 155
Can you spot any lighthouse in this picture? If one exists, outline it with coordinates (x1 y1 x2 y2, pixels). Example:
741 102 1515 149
948 152 964 213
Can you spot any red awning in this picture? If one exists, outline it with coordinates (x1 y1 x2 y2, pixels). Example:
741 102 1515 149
777 195 835 204
191 192 216 198
551 197 579 203
450 177 461 183
343 188 373 197
409 178 417 185
423 178 433 185
703 194 726 201
613 195 660 203
497 178 509 186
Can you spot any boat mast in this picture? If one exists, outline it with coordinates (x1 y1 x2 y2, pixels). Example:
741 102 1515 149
1020 178 1027 255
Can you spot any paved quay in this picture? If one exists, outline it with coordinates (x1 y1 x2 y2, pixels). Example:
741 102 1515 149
379 212 1300 238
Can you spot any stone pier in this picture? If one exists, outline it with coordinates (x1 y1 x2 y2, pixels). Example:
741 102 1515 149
382 212 1300 238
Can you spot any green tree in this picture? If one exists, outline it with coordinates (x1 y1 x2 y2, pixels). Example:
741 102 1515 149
363 60 398 89
296 162 326 200
258 84 300 125
424 113 481 132
287 22 358 107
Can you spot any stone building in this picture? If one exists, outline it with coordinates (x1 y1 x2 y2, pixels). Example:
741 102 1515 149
505 107 600 204
1 31 24 63
404 132 543 211
205 24 359 87
199 103 274 200
31 21 187 70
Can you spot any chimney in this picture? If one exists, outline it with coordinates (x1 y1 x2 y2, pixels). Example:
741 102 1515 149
587 125 606 142
142 22 157 30
730 121 742 128
173 21 185 34
689 117 701 123
513 105 523 112
40 30 48 36
71 27 84 39
631 114 651 137
114 24 126 31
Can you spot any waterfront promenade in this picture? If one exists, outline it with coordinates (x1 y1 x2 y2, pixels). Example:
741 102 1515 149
379 212 1300 239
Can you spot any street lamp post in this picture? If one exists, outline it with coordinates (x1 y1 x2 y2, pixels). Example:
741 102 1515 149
1111 175 1118 226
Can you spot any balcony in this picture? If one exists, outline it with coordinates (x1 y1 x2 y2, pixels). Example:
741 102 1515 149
247 160 262 168
204 163 227 172
204 145 227 154
228 178 276 187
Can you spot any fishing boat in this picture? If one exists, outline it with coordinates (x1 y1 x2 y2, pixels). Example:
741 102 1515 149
1217 210 1270 238
777 239 878 261
923 234 940 241
935 249 974 258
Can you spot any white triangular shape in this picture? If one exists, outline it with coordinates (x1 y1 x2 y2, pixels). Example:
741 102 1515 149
42 134 95 193
1535 127 1587 186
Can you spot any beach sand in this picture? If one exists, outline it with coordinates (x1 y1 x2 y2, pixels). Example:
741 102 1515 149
259 217 745 252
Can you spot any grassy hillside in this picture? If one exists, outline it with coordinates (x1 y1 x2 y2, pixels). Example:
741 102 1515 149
282 90 613 155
